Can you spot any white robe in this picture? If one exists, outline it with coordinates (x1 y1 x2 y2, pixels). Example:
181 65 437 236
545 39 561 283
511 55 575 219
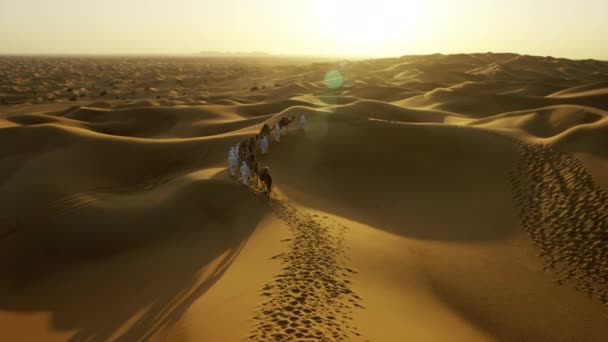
274 124 281 142
300 114 305 129
240 162 250 187
261 136 269 155
228 149 236 176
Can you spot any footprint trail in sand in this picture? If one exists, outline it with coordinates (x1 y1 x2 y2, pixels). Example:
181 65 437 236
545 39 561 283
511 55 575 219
249 196 364 341
510 141 608 304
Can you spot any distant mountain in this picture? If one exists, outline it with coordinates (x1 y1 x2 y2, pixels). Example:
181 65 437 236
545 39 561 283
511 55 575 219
197 51 271 57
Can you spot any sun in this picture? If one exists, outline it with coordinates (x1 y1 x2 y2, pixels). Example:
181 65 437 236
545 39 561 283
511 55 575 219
312 0 423 55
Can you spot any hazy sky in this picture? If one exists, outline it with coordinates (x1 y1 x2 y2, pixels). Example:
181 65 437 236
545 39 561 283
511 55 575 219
1 0 606 59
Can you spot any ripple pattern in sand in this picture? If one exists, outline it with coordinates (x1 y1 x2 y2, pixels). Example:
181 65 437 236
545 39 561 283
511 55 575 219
510 141 608 304
249 198 364 341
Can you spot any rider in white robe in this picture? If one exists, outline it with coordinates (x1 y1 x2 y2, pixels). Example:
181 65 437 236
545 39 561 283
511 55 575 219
228 147 236 177
240 161 250 187
260 135 269 155
274 123 281 143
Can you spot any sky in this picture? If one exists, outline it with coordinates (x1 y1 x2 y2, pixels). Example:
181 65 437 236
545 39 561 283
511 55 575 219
1 0 607 60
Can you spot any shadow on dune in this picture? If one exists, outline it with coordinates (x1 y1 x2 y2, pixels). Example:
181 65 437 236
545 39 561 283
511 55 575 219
264 111 521 242
0 173 267 341
0 212 264 342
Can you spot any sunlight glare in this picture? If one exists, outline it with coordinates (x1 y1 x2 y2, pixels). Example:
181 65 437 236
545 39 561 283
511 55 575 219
312 0 424 54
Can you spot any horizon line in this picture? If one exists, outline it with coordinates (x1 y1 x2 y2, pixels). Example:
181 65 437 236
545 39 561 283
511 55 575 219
0 52 606 62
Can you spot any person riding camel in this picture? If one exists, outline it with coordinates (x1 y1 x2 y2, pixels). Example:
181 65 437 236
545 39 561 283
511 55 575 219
274 123 281 143
261 134 269 155
240 161 250 187
235 143 240 166
228 147 237 177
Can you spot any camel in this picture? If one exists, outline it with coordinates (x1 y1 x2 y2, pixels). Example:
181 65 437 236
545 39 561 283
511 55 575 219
248 136 256 156
259 167 273 198
239 139 250 162
247 154 260 187
279 116 295 131
253 134 261 154
260 123 271 137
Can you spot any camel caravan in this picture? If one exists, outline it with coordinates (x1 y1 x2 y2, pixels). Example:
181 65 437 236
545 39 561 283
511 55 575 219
228 113 305 197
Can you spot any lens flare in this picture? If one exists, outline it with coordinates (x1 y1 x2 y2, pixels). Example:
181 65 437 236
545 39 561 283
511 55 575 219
324 70 343 90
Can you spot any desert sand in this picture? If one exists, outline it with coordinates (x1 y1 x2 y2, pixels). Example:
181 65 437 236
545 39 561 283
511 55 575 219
1 53 608 341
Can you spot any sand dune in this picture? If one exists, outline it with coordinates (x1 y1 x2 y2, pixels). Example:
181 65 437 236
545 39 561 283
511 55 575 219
1 53 608 341
343 85 422 102
548 81 608 98
468 105 607 137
